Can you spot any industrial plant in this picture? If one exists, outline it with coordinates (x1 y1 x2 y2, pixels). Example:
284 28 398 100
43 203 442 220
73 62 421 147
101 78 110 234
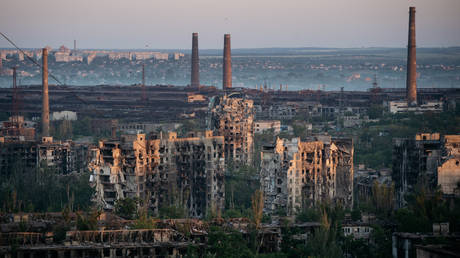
0 4 459 258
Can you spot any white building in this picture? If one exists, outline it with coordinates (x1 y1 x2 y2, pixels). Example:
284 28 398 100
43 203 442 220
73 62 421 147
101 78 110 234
255 120 281 134
343 223 373 239
51 111 77 121
388 100 443 114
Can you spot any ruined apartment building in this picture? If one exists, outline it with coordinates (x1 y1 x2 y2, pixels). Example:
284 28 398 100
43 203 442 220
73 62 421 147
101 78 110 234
393 133 460 207
89 131 225 218
38 137 88 174
207 92 254 167
0 136 87 175
260 136 354 215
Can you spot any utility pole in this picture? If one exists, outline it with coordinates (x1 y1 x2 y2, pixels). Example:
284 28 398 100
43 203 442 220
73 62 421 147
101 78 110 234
12 67 19 123
142 63 146 102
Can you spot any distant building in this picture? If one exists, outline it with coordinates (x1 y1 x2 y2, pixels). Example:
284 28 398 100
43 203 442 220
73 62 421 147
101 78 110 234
171 52 184 60
86 54 97 64
388 100 443 114
51 111 77 121
0 136 87 174
117 122 181 135
134 52 169 60
343 222 373 239
342 115 365 128
108 52 132 61
187 94 207 103
0 116 36 142
254 120 281 134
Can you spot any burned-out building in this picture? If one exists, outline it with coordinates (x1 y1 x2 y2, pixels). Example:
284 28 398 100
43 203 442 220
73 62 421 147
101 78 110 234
0 141 37 175
38 136 88 174
438 135 460 196
0 135 88 176
355 168 393 203
0 116 36 142
260 136 353 215
207 92 254 167
393 133 460 207
89 131 225 218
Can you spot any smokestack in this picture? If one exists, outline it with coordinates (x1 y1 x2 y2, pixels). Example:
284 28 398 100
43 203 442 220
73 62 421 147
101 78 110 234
406 7 417 106
142 63 145 86
42 48 50 137
223 34 232 90
191 32 200 88
74 40 76 52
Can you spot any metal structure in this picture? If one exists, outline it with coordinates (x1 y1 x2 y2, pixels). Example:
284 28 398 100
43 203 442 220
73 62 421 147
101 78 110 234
141 63 147 102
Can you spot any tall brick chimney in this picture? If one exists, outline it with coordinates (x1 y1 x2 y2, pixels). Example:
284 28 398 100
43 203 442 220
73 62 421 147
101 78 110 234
223 34 232 90
406 7 417 106
191 32 200 88
42 48 50 137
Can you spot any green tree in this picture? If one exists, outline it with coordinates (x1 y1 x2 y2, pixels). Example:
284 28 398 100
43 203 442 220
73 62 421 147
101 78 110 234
206 226 254 258
158 205 186 219
114 197 139 219
76 209 100 231
251 190 264 229
371 181 395 218
304 210 342 258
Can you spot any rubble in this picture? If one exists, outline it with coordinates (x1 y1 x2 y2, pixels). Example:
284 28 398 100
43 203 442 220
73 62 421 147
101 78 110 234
0 213 320 258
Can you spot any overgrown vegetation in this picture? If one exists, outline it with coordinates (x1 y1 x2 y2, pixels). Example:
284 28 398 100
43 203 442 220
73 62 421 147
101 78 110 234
225 165 260 217
0 160 93 213
114 197 139 219
352 106 460 169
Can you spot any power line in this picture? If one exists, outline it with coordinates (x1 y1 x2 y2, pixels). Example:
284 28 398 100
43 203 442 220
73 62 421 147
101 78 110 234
0 32 64 85
0 32 106 117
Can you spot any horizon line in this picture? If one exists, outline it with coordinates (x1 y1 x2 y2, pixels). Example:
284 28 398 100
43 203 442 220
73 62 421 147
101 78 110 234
1 46 460 51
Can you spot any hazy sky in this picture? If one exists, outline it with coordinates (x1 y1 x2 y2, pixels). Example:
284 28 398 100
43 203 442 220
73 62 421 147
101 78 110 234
1 0 460 49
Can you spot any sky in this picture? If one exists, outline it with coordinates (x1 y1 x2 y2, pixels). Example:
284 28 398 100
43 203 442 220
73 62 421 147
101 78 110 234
1 0 460 49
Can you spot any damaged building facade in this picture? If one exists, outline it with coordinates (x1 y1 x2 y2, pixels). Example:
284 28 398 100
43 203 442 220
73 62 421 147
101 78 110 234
0 135 87 175
260 136 353 215
207 92 254 167
89 131 225 218
393 133 460 207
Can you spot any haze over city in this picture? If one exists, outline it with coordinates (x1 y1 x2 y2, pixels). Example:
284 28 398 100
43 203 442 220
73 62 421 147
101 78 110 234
2 0 460 49
0 1 459 258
